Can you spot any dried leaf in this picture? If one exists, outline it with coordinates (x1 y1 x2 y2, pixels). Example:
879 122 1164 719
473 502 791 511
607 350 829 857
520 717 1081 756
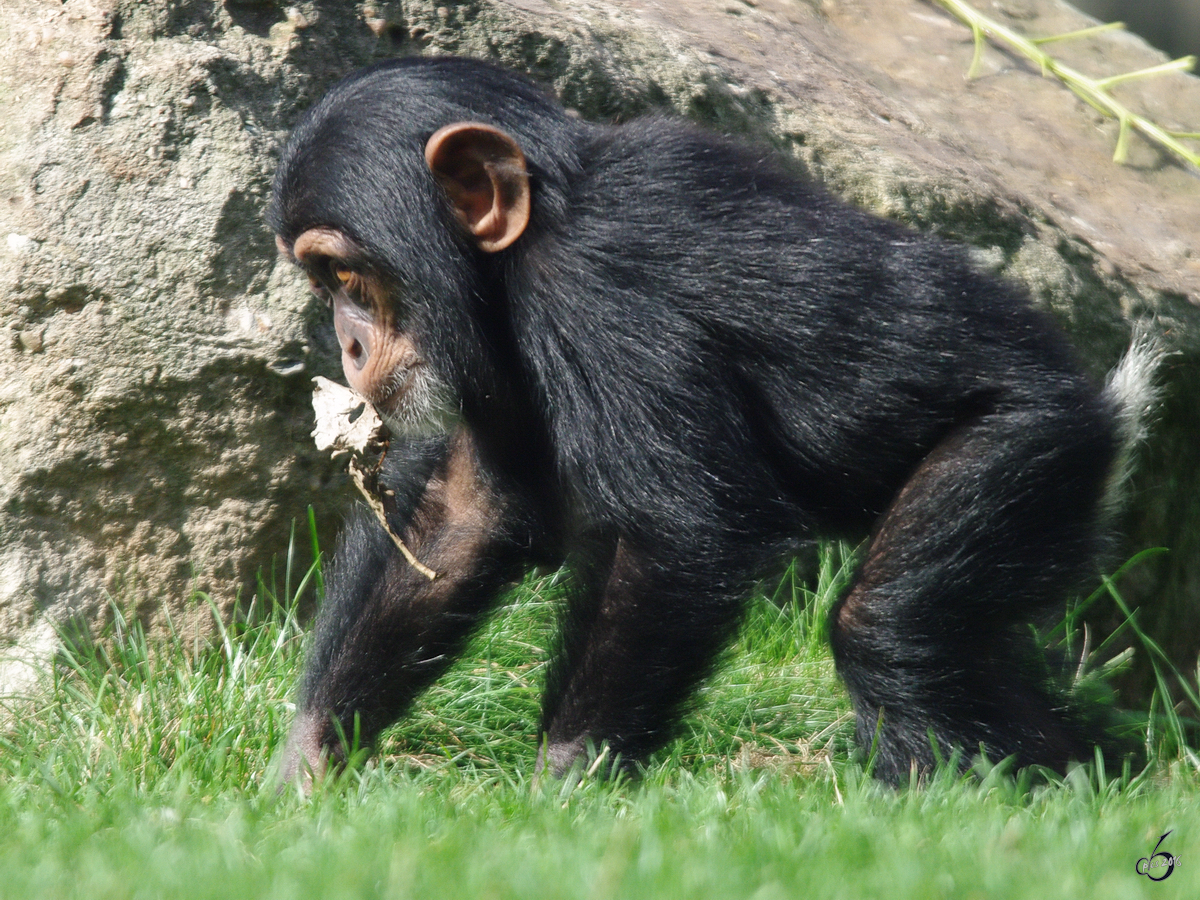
311 375 387 456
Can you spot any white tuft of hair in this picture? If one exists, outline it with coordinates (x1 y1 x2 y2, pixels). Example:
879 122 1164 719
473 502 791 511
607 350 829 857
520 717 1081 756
1101 329 1167 516
381 363 461 437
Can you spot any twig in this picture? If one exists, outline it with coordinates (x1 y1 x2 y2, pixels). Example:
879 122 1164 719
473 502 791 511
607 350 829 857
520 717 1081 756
931 0 1200 169
348 456 439 581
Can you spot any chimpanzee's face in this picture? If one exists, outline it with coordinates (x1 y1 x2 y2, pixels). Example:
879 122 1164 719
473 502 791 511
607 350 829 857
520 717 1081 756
278 227 457 435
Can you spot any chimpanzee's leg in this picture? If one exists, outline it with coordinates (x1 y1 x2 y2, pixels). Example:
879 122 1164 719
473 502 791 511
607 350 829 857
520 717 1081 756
280 429 542 784
538 536 751 774
829 401 1117 784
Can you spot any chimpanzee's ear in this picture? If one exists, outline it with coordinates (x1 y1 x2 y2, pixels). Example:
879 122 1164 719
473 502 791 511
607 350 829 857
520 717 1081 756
424 123 531 252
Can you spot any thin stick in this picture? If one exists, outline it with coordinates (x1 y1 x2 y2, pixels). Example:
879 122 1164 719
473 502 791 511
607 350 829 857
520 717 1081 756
348 457 439 581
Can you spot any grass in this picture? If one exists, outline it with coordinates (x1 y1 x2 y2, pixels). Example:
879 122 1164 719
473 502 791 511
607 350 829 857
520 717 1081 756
1 539 1197 900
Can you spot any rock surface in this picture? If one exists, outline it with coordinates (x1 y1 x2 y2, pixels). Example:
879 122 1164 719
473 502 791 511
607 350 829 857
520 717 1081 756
1 0 1197 696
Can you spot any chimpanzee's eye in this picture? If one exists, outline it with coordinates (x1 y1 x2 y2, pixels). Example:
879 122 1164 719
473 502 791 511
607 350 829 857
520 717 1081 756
331 265 366 300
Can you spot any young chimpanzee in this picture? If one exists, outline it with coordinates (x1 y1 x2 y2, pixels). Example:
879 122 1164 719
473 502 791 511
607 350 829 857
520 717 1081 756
269 56 1127 786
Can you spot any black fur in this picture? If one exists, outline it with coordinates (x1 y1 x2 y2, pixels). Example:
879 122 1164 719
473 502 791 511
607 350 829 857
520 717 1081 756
270 57 1119 784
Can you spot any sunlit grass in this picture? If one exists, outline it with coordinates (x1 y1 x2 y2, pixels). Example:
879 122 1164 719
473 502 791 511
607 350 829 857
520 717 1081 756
1 533 1196 899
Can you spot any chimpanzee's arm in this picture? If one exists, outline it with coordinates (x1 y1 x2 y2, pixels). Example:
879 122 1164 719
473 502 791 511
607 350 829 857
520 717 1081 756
279 429 539 785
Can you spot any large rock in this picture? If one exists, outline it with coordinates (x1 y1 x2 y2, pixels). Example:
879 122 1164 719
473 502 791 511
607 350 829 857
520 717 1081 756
1 0 1197 698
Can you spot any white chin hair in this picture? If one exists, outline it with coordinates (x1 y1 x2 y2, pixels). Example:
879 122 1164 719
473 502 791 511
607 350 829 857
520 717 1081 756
380 366 460 437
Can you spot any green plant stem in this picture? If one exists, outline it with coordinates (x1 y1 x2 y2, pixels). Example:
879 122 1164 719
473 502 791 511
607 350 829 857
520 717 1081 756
932 0 1200 168
1031 21 1125 46
1096 58 1197 90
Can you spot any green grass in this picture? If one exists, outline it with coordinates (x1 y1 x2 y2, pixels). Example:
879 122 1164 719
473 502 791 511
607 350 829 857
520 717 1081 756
1 542 1197 900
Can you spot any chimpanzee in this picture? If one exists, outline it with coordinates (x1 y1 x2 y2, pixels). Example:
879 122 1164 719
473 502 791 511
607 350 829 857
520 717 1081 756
269 56 1130 787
